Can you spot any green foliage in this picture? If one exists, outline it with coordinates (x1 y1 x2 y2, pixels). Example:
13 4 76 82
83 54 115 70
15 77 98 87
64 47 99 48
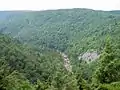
0 9 120 90
0 34 85 90
0 9 120 54
0 61 35 90
98 82 120 90
92 38 120 89
92 38 114 83
0 34 69 90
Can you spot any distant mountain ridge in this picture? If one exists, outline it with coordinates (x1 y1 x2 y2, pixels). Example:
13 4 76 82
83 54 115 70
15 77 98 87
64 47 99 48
110 10 120 14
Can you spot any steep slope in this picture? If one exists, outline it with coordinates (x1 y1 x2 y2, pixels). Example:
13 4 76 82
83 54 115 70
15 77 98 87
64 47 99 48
1 9 120 90
0 33 66 83
0 33 80 90
0 8 120 56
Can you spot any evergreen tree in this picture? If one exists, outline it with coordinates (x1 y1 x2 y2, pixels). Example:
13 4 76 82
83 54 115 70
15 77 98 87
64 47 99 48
92 37 120 86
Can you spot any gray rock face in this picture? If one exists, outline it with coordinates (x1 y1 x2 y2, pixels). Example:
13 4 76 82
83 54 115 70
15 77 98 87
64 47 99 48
78 51 99 63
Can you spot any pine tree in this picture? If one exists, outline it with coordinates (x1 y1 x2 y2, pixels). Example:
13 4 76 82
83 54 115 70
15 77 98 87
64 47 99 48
92 37 115 84
92 37 120 89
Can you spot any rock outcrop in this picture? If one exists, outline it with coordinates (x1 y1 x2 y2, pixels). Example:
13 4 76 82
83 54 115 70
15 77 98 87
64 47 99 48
78 51 99 63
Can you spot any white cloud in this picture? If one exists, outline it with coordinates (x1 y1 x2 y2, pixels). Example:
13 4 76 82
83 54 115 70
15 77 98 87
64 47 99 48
0 0 120 11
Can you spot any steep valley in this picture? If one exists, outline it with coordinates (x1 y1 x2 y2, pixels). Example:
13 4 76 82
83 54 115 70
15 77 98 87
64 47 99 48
0 9 120 90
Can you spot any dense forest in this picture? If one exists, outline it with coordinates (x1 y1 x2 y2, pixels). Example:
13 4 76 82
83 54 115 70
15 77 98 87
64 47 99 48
0 8 120 90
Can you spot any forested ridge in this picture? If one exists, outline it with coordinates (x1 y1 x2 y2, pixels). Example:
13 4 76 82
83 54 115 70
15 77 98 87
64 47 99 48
0 8 120 90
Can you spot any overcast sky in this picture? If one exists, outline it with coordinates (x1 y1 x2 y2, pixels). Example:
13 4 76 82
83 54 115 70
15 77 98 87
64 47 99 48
0 0 120 11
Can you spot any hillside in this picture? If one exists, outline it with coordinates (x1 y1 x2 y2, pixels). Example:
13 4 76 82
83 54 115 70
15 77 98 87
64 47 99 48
1 8 120 90
0 9 120 55
0 33 74 90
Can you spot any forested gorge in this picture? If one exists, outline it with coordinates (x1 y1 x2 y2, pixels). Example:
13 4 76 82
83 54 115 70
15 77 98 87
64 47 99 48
0 9 120 90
